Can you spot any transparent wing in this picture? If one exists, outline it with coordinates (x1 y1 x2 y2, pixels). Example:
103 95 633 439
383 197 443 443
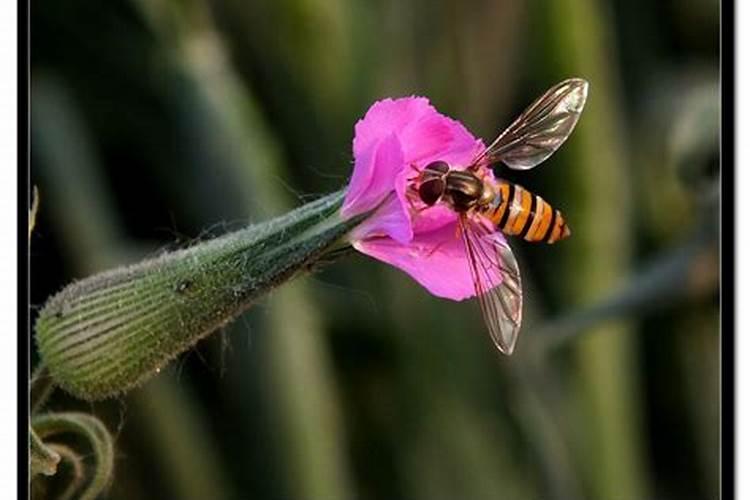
459 216 523 355
470 78 589 171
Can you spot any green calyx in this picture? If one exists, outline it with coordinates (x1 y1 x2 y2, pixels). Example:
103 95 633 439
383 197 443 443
35 190 364 400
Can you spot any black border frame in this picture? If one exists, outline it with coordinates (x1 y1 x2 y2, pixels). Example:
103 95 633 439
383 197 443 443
19 0 29 497
721 0 734 498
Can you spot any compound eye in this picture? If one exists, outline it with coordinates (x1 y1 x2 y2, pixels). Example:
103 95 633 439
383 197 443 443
423 160 450 174
418 178 445 206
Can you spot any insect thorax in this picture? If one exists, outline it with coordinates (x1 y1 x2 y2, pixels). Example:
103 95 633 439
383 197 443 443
416 161 498 212
444 170 491 212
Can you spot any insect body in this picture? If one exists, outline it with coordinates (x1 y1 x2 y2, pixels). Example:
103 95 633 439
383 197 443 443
488 181 570 244
408 78 589 355
418 162 570 244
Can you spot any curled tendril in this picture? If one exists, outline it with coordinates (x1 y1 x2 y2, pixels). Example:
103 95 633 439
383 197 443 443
32 412 115 500
30 426 60 477
45 443 86 500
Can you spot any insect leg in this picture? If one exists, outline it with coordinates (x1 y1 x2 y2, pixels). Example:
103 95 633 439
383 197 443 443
406 163 422 182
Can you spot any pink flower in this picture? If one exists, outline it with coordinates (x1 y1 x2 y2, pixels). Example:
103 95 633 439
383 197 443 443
341 96 503 301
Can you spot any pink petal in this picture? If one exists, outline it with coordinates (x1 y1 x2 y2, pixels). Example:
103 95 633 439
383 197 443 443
393 167 457 235
353 96 484 169
344 95 504 302
353 97 435 158
342 133 405 218
348 191 412 244
399 112 484 167
354 222 478 301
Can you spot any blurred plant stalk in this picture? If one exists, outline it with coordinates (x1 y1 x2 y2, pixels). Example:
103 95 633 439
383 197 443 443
532 0 650 498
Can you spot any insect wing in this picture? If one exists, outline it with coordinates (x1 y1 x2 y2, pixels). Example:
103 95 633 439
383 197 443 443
471 78 589 170
459 217 523 354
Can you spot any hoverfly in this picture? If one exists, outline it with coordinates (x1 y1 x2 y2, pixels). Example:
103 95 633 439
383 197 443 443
407 78 589 354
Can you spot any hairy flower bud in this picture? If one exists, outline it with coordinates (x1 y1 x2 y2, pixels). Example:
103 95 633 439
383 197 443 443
35 191 364 400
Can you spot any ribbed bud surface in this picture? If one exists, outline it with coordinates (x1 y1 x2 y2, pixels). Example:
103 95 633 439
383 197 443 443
35 191 362 400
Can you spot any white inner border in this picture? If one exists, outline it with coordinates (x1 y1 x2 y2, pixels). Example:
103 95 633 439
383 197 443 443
7 2 732 498
737 0 747 496
1 0 18 495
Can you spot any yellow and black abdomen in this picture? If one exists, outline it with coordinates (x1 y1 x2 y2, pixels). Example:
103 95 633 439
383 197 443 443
486 181 570 244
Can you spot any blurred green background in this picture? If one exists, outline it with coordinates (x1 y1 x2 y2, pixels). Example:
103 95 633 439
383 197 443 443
30 0 719 499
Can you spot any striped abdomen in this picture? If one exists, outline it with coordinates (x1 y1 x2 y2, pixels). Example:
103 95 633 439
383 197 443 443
484 181 570 244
